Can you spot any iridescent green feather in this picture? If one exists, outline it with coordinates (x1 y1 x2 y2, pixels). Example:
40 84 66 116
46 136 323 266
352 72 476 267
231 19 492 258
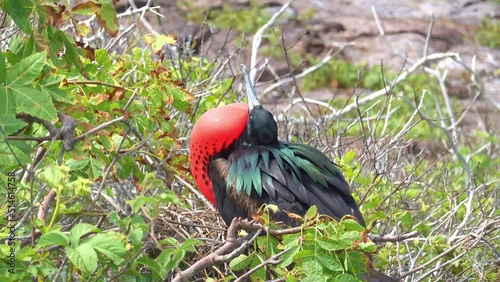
227 142 344 198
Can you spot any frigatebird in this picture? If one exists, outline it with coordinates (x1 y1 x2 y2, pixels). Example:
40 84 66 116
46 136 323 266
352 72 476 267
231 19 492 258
189 65 397 282
189 65 364 226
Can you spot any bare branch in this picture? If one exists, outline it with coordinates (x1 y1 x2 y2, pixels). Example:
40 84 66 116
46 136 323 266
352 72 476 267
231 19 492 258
171 218 262 282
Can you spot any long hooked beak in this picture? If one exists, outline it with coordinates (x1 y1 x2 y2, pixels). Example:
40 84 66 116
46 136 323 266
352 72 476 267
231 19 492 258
240 65 261 111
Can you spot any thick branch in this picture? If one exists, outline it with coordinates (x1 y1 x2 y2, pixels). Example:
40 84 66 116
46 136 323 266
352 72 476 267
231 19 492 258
171 218 261 282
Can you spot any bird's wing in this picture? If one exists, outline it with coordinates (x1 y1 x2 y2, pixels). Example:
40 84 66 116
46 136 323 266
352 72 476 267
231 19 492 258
273 142 365 226
211 143 365 226
209 157 262 225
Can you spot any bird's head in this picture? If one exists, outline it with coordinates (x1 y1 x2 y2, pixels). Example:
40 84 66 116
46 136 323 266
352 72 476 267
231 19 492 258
240 65 278 146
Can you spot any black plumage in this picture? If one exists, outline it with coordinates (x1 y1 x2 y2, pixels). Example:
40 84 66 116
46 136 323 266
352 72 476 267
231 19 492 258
209 105 365 227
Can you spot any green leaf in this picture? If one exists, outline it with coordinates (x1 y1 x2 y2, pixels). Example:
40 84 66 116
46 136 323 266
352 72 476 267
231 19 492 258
316 239 345 251
9 86 57 121
1 0 33 33
38 164 69 187
344 251 367 272
400 211 413 229
127 196 156 213
66 243 98 275
37 231 69 248
66 158 89 171
341 219 366 232
96 1 118 37
0 52 6 84
42 85 75 104
0 115 27 135
6 51 47 86
294 249 315 260
168 85 193 112
137 256 162 277
305 205 318 219
302 275 325 282
58 30 85 74
343 150 357 164
316 251 343 272
0 140 31 166
88 157 105 179
250 253 266 281
279 245 300 268
157 248 185 275
129 227 145 246
230 254 253 271
340 231 362 247
179 238 202 252
359 241 377 253
69 223 102 247
0 86 16 118
332 273 363 282
85 233 126 264
146 34 177 53
98 135 114 151
159 237 178 246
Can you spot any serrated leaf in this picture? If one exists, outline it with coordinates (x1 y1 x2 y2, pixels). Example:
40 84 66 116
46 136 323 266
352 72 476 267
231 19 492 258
98 135 114 151
37 231 69 248
66 244 98 275
340 231 362 246
316 251 343 272
6 51 47 86
0 52 6 84
344 251 367 272
129 227 144 245
0 115 27 135
0 86 15 121
66 158 89 171
9 86 57 121
88 157 104 179
168 86 193 113
85 233 126 264
69 223 102 247
2 0 33 33
341 219 365 232
316 239 345 251
229 254 253 271
0 141 31 166
42 85 75 104
96 2 118 37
